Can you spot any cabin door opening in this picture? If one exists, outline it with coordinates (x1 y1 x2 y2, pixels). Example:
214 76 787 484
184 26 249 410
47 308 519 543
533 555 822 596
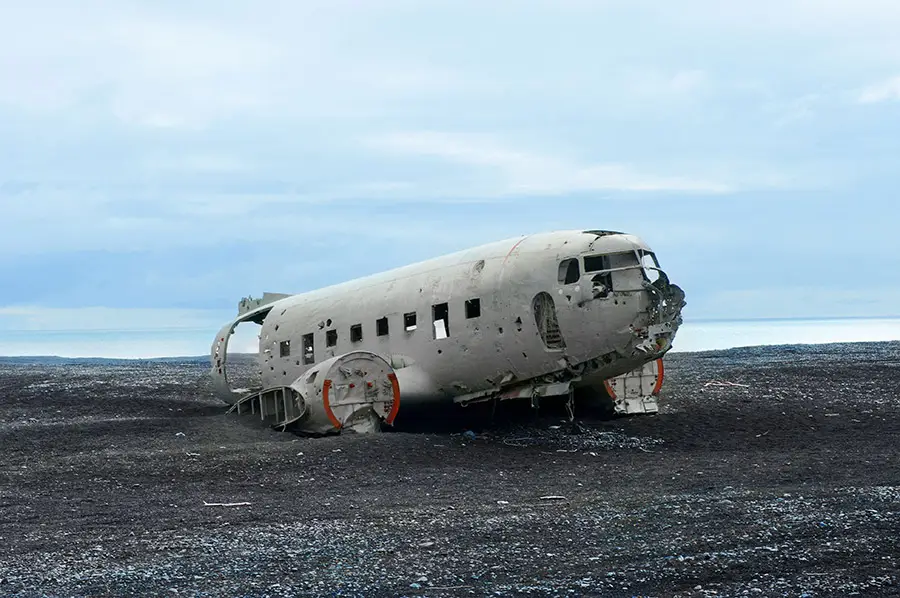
532 292 565 349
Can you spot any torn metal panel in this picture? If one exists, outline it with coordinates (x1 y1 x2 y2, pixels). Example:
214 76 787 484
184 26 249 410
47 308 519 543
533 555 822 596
227 386 307 429
604 358 664 415
238 293 291 317
210 302 278 404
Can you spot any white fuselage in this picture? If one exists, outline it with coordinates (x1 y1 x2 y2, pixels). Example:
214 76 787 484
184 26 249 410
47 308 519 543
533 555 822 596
211 230 685 409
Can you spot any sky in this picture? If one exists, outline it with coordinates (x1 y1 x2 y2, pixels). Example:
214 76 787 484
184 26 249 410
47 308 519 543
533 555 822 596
1 0 899 357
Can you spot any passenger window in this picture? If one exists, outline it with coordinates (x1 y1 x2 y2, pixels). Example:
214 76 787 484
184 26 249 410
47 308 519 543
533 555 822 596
326 329 337 347
557 258 580 284
350 324 363 343
301 333 314 365
279 340 291 358
404 312 417 331
465 298 481 319
432 303 449 339
376 316 389 337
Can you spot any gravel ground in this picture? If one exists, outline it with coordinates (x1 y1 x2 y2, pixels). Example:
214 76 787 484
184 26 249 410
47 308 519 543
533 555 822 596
0 342 898 597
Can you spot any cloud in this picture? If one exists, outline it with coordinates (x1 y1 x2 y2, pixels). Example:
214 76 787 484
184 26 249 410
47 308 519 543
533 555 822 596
367 131 733 196
0 1 486 128
0 182 515 257
642 0 900 35
140 153 255 175
765 93 824 128
623 69 710 98
0 0 898 360
858 76 900 104
0 7 277 127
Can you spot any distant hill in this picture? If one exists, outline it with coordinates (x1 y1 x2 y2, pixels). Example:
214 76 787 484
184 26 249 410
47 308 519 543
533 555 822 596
0 353 259 366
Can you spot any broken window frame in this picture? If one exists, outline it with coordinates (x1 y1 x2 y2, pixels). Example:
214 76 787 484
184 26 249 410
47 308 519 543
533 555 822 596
606 251 645 292
325 329 337 347
639 250 662 283
301 333 315 365
432 302 450 340
279 340 291 358
350 324 363 343
583 252 645 275
376 316 389 337
464 298 481 319
404 312 417 331
582 251 653 294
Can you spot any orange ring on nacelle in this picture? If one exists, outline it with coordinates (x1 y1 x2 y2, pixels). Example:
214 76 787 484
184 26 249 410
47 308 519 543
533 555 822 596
321 379 342 430
652 358 665 396
603 379 616 399
386 373 401 424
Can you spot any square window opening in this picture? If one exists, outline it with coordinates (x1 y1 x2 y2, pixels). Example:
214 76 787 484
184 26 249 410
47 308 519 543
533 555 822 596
432 302 449 339
376 316 389 337
465 298 481 319
301 333 314 365
279 340 291 358
404 312 417 331
350 324 363 343
326 329 337 347
583 255 608 273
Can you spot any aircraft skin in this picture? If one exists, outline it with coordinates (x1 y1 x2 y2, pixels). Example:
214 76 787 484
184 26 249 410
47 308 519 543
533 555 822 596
211 229 686 430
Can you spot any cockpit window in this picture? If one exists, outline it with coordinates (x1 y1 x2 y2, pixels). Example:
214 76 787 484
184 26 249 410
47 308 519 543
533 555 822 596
640 251 661 283
584 252 644 293
607 252 640 269
583 255 607 272
557 258 580 284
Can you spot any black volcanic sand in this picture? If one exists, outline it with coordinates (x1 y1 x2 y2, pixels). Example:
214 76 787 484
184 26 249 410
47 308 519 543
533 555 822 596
0 343 898 597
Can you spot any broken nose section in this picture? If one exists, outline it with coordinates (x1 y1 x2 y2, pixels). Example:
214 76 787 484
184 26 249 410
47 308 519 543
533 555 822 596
633 272 687 355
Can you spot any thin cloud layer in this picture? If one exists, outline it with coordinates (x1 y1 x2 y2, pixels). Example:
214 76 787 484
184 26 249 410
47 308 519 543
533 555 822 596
1 0 898 356
858 76 900 104
368 132 733 195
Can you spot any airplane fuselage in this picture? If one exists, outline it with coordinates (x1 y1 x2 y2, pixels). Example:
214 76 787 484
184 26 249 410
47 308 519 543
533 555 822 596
211 230 685 429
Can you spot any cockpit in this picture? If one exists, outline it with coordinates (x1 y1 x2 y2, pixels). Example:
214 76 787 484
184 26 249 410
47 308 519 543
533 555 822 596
558 249 663 297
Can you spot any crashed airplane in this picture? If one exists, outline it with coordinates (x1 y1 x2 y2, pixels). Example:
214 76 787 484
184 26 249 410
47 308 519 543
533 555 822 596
211 230 686 434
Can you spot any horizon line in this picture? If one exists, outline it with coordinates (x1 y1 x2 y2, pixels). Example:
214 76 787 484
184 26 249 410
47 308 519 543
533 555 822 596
2 338 899 362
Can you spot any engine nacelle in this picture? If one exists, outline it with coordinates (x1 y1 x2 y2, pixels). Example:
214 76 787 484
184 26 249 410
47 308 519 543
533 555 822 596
289 351 400 434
